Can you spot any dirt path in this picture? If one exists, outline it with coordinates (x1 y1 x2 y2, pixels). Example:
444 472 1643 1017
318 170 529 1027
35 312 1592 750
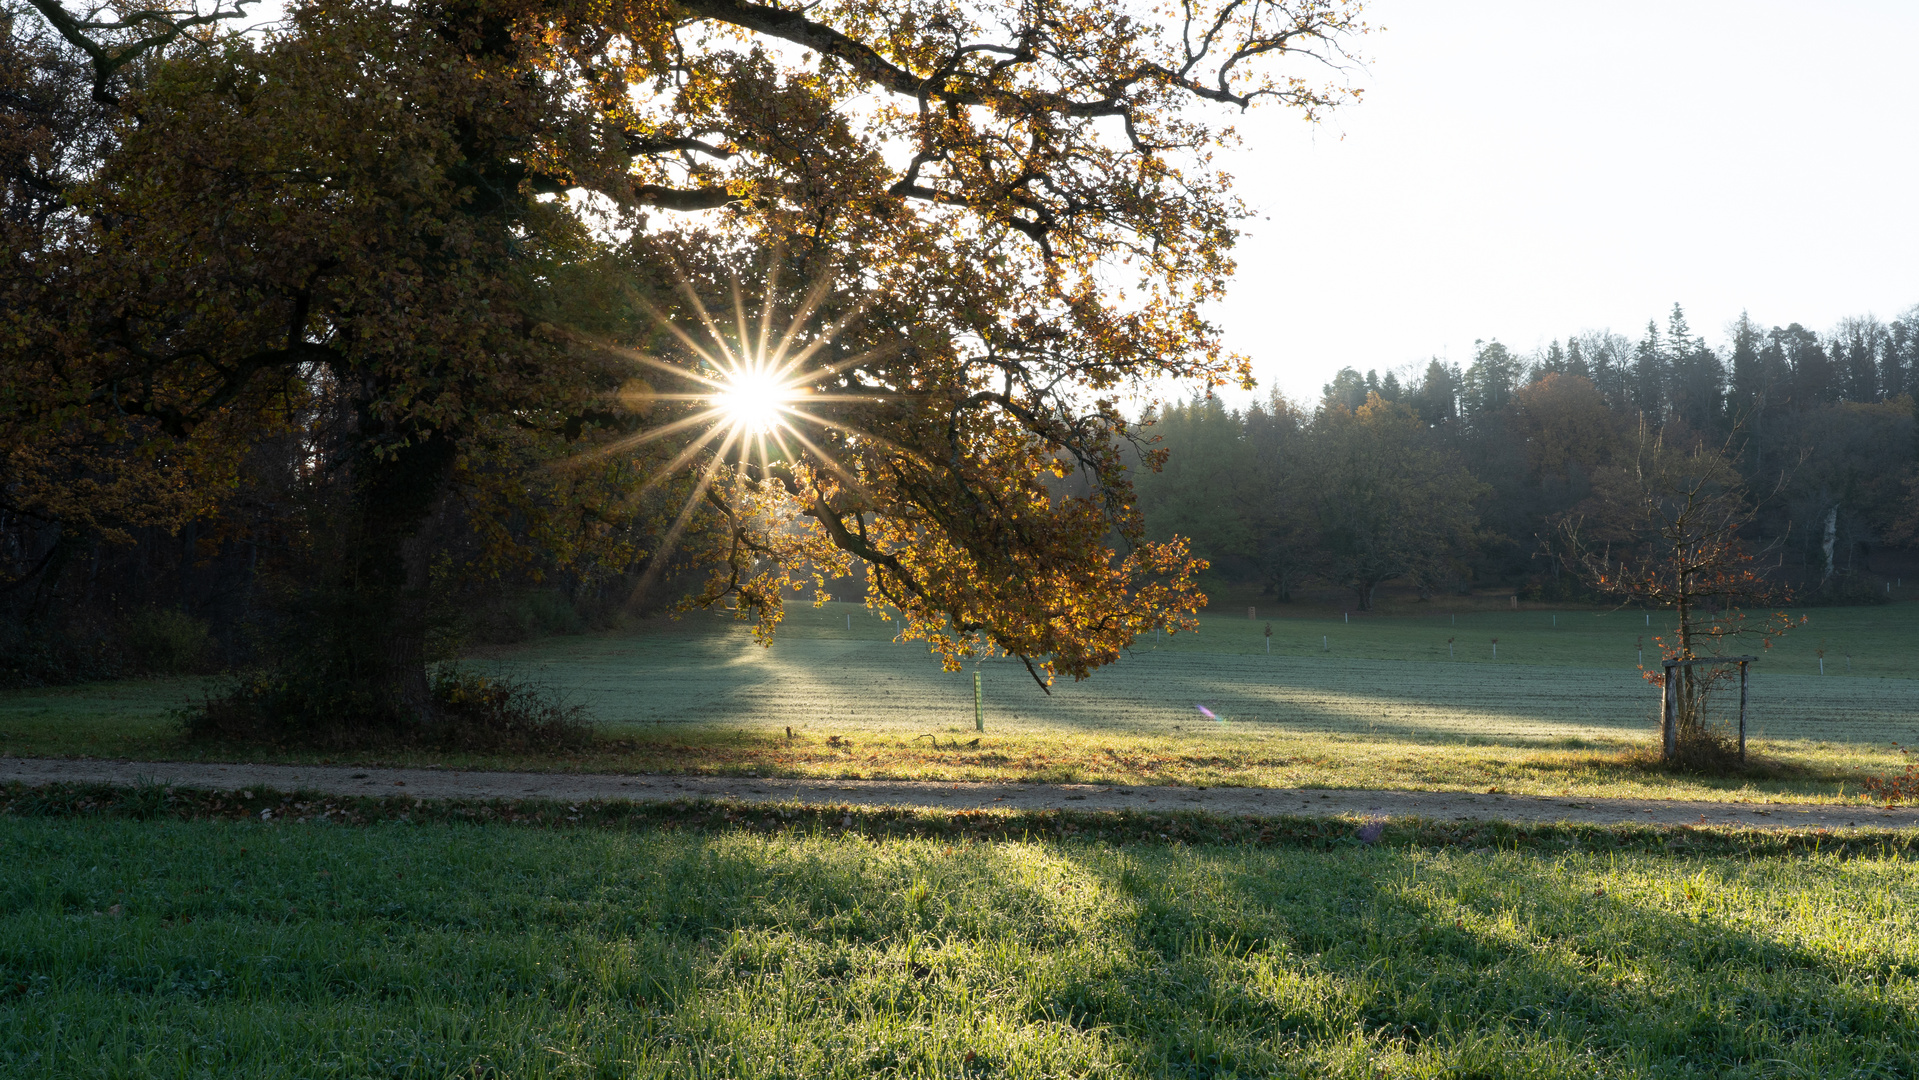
3 756 1915 830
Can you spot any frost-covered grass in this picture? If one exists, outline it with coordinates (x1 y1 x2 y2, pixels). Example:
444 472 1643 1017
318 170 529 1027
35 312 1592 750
6 603 1919 802
4 812 1918 1078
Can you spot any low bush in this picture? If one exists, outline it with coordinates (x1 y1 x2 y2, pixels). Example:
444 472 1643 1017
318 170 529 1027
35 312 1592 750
181 663 592 753
120 608 213 674
0 608 214 688
0 617 120 688
427 664 595 751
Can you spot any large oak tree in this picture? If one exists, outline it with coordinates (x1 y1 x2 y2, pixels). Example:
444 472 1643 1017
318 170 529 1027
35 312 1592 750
7 0 1365 722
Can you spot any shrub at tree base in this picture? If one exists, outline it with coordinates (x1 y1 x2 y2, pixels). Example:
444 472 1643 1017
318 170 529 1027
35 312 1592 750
1606 738 1808 782
1646 726 1745 775
182 665 592 753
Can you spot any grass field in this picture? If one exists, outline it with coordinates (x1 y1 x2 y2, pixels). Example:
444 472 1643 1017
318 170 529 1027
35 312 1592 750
5 811 1918 1078
6 602 1919 803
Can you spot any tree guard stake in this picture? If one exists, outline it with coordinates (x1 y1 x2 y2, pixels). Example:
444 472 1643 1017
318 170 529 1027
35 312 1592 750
1659 655 1758 763
974 669 983 732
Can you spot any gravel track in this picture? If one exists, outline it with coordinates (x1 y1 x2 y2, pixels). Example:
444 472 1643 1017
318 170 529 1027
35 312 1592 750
4 756 1916 830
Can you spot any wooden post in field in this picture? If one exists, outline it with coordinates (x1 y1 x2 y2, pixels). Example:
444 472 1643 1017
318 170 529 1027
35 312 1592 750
1738 660 1749 761
1248 606 1256 620
1661 659 1677 760
974 669 983 731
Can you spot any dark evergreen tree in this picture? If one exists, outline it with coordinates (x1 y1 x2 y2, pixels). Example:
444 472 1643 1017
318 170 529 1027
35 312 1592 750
1411 360 1459 429
1728 312 1764 415
1668 343 1727 436
1631 321 1666 419
1565 338 1593 382
1460 340 1520 432
1538 340 1568 380
1135 302 1919 613
1778 324 1836 405
1665 304 1698 360
1660 304 1724 434
1321 367 1368 413
1241 393 1315 601
1833 317 1885 402
1885 315 1913 401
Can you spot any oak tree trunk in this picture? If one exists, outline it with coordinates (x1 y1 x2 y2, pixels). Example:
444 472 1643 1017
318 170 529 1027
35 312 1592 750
347 428 456 729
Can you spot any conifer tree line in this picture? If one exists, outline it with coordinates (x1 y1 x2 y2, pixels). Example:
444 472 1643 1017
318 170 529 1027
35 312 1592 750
1133 303 1919 610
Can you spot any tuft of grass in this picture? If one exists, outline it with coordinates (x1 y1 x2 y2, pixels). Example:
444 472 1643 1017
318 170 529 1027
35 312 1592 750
3 801 1919 1077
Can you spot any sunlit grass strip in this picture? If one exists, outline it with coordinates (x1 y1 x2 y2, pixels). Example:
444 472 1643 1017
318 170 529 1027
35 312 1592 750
5 813 1919 1078
6 782 1919 859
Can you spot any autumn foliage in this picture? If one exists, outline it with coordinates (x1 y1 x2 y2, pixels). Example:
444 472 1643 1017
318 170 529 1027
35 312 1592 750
3 0 1368 723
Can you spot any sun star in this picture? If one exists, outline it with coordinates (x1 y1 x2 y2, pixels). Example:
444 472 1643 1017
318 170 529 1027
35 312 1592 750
712 364 796 435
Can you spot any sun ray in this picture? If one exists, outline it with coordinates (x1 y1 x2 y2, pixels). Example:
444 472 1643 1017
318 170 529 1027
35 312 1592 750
629 426 741 611
766 274 839 372
547 408 730 472
617 393 730 404
675 276 744 371
731 277 759 372
769 299 886 382
782 406 930 465
757 257 782 362
775 337 905 386
577 263 948 617
633 423 732 497
780 423 883 507
766 423 803 470
581 333 731 391
650 306 732 376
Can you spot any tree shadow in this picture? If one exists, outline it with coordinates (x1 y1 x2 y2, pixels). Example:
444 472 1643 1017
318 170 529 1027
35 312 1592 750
1046 842 1919 1075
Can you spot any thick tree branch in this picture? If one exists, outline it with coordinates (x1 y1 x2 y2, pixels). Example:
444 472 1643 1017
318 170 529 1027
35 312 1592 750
23 0 257 103
632 182 738 210
97 342 341 438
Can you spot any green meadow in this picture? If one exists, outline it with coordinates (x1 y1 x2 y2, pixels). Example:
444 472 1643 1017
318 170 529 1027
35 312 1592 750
5 813 1919 1079
5 602 1918 801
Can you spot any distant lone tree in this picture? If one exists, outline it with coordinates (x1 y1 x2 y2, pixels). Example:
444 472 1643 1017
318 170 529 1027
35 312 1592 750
1559 422 1799 765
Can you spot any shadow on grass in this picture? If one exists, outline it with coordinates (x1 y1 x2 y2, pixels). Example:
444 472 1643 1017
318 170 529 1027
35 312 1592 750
5 798 1919 1076
1054 843 1918 1075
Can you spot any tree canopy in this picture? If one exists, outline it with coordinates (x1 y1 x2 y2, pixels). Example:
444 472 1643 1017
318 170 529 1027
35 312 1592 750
3 0 1368 715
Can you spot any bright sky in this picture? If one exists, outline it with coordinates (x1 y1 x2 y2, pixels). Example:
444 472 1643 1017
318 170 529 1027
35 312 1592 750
1214 0 1919 403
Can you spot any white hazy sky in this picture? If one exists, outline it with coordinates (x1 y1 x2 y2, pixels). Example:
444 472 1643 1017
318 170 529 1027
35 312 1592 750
1213 0 1919 403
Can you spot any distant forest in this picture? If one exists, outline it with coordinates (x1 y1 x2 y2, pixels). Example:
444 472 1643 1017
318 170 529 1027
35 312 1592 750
1133 304 1919 608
